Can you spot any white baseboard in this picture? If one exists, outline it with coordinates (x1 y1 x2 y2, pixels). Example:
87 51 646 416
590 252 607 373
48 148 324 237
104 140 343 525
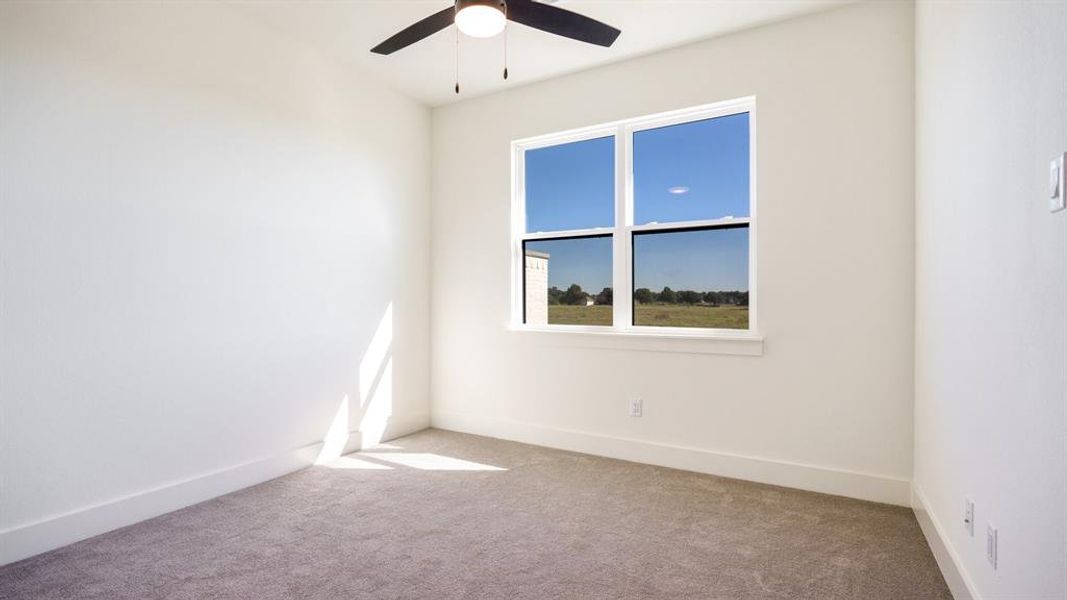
381 411 432 442
342 430 365 455
0 408 912 568
0 412 432 567
912 483 980 600
431 410 911 506
0 442 323 567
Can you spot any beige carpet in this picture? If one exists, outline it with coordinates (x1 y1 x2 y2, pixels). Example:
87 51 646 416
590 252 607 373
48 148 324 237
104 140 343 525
0 429 950 599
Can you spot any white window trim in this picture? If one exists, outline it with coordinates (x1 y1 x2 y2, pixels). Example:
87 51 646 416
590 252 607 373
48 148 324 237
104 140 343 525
510 97 761 354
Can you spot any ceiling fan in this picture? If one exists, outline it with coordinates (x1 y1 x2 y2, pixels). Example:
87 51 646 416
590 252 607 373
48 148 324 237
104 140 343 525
370 0 621 56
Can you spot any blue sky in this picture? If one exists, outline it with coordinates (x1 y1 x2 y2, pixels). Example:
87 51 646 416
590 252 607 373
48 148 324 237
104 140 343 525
524 112 749 293
633 113 749 224
633 227 748 291
526 237 612 292
525 136 614 233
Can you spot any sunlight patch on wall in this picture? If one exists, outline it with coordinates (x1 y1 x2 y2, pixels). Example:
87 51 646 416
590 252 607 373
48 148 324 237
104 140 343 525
359 357 393 447
358 302 394 447
315 394 351 464
360 303 392 406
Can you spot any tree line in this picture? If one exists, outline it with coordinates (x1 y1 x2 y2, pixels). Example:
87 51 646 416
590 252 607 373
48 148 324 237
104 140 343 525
547 285 748 307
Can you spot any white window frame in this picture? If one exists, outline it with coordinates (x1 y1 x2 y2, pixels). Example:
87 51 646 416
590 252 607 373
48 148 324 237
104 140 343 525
510 97 759 344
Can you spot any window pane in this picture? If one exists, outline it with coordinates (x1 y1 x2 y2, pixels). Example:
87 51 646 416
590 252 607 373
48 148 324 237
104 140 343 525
632 227 749 329
633 113 749 225
525 136 614 233
524 236 612 326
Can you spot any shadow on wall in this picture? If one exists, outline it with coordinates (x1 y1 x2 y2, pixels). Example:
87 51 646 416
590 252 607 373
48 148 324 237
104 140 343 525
312 303 504 472
316 302 395 464
315 303 493 472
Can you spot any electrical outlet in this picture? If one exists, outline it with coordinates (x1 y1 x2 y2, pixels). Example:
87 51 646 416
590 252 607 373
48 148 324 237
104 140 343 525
628 397 643 417
986 523 998 570
964 497 975 536
1051 153 1066 213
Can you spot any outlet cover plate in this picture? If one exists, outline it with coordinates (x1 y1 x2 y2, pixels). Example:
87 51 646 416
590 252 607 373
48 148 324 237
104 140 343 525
986 524 998 569
1051 153 1066 213
628 397 643 417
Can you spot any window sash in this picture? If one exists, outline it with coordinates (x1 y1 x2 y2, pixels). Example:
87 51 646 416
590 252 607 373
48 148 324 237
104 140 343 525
630 223 750 328
512 97 756 336
521 233 612 326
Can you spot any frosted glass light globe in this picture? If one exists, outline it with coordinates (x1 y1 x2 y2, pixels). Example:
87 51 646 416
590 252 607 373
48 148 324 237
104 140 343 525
455 4 506 38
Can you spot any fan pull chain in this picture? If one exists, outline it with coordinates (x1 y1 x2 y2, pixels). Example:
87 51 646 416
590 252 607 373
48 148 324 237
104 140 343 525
503 19 509 80
454 26 460 94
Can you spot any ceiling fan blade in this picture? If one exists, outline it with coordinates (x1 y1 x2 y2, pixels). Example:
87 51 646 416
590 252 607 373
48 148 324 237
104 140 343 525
506 0 620 47
371 6 455 55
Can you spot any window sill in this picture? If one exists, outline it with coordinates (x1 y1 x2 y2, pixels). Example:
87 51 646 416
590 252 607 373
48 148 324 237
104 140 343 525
508 326 764 356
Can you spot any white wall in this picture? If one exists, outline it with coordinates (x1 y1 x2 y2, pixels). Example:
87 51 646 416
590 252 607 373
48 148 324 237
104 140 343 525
0 1 430 563
914 2 1067 598
430 1 915 505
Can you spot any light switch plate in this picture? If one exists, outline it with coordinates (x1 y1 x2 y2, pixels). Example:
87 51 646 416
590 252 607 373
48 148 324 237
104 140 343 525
1051 153 1066 213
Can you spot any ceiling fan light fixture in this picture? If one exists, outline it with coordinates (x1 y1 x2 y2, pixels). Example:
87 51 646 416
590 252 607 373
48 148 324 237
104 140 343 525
370 0 619 56
455 0 507 39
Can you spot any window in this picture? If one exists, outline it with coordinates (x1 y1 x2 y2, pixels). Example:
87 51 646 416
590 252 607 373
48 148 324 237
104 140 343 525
513 97 755 336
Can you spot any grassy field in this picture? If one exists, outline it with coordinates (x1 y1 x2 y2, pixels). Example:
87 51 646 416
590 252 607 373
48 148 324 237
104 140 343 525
547 304 748 329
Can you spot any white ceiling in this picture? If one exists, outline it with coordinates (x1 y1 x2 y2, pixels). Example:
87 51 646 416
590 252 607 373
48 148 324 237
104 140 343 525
230 0 848 107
